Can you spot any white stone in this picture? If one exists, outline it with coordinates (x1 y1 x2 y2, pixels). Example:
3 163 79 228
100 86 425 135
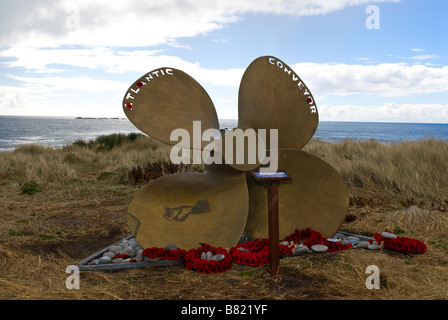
136 249 143 262
356 241 370 249
381 231 397 239
165 244 178 251
98 256 112 264
280 241 289 246
103 251 115 258
112 258 123 263
211 254 225 261
127 239 139 249
294 245 310 253
311 244 328 253
120 247 136 258
368 244 379 250
205 251 213 261
346 236 360 241
109 245 123 253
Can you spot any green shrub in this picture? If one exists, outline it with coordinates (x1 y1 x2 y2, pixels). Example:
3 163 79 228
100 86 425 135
94 133 145 150
20 181 42 195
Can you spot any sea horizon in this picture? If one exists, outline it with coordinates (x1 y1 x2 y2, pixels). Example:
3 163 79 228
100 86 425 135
1 114 448 125
1 115 448 151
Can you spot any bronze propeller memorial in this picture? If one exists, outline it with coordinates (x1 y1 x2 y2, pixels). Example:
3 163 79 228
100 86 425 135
122 56 350 259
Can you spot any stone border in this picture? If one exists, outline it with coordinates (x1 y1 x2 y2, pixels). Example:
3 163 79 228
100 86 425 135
77 234 180 271
77 231 375 271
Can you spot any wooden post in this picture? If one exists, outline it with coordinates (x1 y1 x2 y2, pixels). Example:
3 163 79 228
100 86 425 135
250 170 292 277
267 181 281 276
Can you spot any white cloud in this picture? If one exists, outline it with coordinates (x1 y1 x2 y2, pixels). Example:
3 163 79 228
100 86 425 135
318 103 448 123
0 46 245 87
410 48 426 52
0 86 29 110
4 44 448 98
7 74 129 94
410 54 440 60
291 62 448 97
0 0 400 48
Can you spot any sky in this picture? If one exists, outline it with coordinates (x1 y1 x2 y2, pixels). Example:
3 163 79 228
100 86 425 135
0 0 447 123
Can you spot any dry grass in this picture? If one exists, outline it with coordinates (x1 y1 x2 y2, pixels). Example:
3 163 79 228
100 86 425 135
304 137 448 209
1 136 448 300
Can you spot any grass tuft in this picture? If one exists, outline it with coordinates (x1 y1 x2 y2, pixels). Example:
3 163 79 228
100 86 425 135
20 181 42 195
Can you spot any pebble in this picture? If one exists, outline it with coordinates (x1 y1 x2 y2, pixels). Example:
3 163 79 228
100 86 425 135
200 252 225 261
126 239 140 249
98 256 112 264
135 249 143 262
86 237 151 266
88 259 99 265
346 236 360 241
368 244 379 250
238 247 251 253
165 244 178 251
211 254 225 261
381 231 397 239
356 241 371 249
280 241 289 246
294 245 310 253
109 245 123 253
311 244 328 253
339 239 350 246
103 251 115 258
120 247 136 258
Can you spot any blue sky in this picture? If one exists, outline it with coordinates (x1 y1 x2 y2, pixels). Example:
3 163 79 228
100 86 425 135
0 0 447 123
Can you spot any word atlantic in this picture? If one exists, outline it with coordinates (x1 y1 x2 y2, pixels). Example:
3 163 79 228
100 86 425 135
268 57 317 114
123 68 174 109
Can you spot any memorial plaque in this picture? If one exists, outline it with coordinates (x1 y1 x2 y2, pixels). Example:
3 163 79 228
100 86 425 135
251 170 292 181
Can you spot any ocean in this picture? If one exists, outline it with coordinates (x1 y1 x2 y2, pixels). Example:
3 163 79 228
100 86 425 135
1 115 448 151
